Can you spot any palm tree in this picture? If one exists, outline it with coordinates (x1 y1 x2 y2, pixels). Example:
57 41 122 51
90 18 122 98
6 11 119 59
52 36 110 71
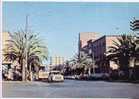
128 36 138 67
71 52 93 75
107 34 139 79
3 30 48 81
130 36 139 80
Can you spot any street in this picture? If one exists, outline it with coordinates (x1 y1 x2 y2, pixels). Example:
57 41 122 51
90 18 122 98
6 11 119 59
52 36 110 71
2 80 139 98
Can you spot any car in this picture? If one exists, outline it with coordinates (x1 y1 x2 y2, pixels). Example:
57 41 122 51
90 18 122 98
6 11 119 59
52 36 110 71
74 75 80 80
89 73 110 80
78 74 89 80
64 75 75 79
37 70 49 81
102 73 110 80
48 71 64 82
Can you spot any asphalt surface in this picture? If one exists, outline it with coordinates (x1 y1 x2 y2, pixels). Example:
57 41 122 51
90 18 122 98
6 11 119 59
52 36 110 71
2 80 139 98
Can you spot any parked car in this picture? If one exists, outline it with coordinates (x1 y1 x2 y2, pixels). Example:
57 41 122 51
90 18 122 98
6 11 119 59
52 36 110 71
64 75 75 79
74 75 80 80
102 73 110 80
74 73 89 80
37 70 49 81
48 71 64 82
79 74 89 80
89 73 110 80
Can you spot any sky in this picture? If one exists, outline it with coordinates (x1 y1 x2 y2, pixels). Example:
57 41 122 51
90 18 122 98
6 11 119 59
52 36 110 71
2 2 139 63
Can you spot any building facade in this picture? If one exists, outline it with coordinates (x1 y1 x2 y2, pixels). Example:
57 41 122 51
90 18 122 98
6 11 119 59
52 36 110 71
79 32 99 48
91 35 120 72
48 56 65 71
49 56 64 66
2 32 11 65
78 32 99 57
79 34 120 73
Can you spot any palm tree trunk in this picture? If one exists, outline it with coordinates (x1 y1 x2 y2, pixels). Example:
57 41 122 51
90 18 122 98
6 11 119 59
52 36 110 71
130 57 135 67
129 57 135 80
22 63 26 81
29 64 33 81
88 67 91 76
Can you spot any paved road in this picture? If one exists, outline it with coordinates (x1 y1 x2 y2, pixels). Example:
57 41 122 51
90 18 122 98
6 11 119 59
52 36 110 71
2 80 139 98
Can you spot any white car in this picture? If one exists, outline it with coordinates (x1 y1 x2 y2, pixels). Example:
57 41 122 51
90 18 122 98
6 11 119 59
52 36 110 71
48 71 64 82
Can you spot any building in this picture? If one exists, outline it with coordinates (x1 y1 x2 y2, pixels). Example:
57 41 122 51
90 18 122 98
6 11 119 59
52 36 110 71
79 34 120 73
49 56 65 71
2 32 11 59
2 32 11 66
79 32 99 48
2 32 12 80
91 35 120 71
78 32 99 57
49 56 64 66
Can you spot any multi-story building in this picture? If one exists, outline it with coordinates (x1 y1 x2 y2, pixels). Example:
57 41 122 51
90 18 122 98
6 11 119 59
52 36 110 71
91 35 120 72
49 56 65 71
79 33 120 73
49 56 64 66
78 32 99 57
2 32 11 67
79 32 99 48
2 32 21 70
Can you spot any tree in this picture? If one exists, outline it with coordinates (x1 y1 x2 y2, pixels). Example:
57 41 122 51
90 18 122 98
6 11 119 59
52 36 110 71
107 34 139 79
128 36 139 68
3 30 48 81
71 52 93 75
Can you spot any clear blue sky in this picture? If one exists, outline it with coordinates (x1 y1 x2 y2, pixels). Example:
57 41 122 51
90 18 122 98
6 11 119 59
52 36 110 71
3 2 139 62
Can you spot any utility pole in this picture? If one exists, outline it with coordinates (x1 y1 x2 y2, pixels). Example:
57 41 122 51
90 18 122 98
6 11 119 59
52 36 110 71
22 15 29 81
